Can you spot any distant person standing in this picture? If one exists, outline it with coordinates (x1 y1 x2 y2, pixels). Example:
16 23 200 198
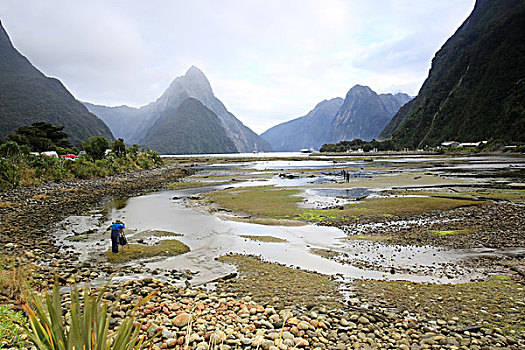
111 220 125 253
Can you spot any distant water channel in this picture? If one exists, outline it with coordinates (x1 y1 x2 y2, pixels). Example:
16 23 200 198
54 154 525 287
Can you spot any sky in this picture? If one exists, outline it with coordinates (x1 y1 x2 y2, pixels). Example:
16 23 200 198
0 0 475 134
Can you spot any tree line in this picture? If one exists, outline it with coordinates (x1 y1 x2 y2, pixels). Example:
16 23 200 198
0 122 162 189
319 139 400 153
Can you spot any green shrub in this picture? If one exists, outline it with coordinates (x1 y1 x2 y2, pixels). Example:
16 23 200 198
83 136 110 161
127 145 139 159
111 138 126 158
0 141 29 158
23 278 157 350
0 159 21 189
0 305 25 348
0 136 161 186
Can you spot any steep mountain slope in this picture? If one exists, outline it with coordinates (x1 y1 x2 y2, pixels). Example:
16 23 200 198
86 66 271 153
380 0 525 147
330 85 411 142
0 21 113 144
261 98 343 151
83 102 143 142
141 98 237 154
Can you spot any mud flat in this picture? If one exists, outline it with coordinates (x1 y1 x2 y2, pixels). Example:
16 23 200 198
1 154 524 349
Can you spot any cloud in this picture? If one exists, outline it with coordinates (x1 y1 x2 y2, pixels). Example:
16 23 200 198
0 0 476 132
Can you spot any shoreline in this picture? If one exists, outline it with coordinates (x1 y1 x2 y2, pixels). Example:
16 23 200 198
1 160 524 349
0 164 191 257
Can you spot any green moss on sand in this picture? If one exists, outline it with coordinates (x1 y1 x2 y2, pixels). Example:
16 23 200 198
240 235 288 243
217 254 341 309
428 229 474 236
209 186 482 223
105 239 190 263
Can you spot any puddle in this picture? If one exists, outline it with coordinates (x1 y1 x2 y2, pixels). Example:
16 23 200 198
306 188 374 198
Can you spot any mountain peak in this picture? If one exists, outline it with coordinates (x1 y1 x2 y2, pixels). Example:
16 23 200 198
346 85 375 97
164 65 214 99
183 65 210 87
349 84 373 92
185 65 206 78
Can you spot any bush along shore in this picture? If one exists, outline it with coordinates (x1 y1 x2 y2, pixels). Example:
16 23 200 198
0 159 523 349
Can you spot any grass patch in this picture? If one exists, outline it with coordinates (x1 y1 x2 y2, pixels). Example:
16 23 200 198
133 230 183 238
209 186 304 218
387 189 475 199
428 229 474 236
308 172 466 189
209 186 483 223
388 188 525 203
32 194 50 200
59 188 84 193
217 254 342 309
355 279 525 335
492 275 512 280
344 197 482 217
105 239 190 263
0 257 34 303
149 230 183 237
474 189 525 203
240 235 288 243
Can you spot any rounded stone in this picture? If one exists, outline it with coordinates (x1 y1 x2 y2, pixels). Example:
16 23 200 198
172 313 192 327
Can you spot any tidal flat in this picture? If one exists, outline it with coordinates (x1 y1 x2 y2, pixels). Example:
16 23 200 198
1 154 524 348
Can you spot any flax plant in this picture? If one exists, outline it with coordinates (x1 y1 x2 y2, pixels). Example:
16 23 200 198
22 278 157 350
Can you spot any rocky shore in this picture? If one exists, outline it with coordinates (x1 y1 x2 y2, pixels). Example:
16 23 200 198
330 203 525 250
47 278 521 350
0 164 192 301
319 202 525 281
1 163 524 349
0 164 191 255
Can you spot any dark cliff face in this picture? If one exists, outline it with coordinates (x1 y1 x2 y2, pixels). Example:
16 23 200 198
86 66 272 153
381 0 525 147
330 85 408 143
0 21 114 144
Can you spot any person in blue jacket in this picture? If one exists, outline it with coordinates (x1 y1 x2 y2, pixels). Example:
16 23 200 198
111 220 125 253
